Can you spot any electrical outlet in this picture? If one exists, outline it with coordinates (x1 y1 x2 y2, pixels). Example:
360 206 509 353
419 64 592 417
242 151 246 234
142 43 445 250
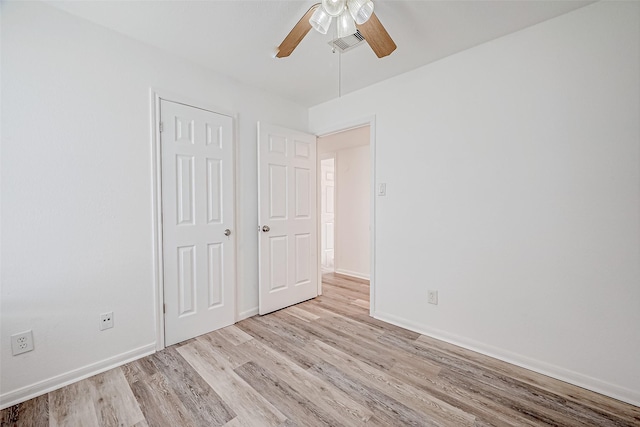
11 330 34 356
100 312 114 331
428 290 438 305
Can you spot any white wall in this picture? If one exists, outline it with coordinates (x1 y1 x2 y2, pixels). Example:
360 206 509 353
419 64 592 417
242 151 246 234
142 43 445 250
319 127 370 279
335 144 370 279
310 2 640 406
0 1 307 407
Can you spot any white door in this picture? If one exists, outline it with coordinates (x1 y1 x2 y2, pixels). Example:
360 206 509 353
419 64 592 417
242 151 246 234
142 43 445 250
320 156 335 272
161 99 235 346
257 122 317 315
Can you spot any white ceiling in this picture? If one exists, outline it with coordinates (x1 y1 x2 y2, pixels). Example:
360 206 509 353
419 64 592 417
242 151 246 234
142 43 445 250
46 0 593 107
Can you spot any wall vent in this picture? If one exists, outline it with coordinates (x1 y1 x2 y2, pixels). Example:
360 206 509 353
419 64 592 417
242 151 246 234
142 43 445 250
328 29 366 53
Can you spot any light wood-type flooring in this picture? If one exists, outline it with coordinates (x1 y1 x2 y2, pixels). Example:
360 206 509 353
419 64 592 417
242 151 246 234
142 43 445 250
2 273 639 426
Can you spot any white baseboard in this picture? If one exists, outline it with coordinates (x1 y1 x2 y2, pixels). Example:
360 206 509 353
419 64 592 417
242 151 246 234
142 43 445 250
372 310 640 407
335 269 370 280
0 343 156 410
237 307 258 321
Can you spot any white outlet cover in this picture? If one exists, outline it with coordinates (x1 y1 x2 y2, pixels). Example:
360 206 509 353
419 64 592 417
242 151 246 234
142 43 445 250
428 290 438 305
100 312 114 330
11 330 34 355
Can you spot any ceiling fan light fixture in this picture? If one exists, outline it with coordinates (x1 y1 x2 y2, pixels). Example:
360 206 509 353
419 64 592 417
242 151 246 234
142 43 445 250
336 9 357 38
321 0 347 17
310 6 332 34
279 0 393 59
347 0 374 25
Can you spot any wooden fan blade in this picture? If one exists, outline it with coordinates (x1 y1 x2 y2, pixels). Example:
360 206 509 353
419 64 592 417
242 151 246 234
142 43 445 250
356 12 397 58
276 3 320 58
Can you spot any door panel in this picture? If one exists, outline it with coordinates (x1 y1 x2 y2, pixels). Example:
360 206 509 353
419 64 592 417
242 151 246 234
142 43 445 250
207 243 223 306
295 233 311 283
206 159 222 224
161 99 235 346
258 122 317 315
177 245 196 315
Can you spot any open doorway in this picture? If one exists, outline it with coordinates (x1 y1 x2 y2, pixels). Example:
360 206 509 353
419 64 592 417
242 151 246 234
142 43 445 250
317 125 371 299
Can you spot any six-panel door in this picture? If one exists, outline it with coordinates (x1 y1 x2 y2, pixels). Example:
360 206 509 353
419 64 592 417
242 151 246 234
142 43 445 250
258 122 318 315
161 100 235 346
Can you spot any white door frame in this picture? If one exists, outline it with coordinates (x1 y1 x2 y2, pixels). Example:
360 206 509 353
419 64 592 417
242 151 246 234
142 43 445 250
150 88 239 351
314 116 376 315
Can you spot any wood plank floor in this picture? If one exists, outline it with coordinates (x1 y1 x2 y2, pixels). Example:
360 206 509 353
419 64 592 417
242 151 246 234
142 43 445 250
2 273 639 426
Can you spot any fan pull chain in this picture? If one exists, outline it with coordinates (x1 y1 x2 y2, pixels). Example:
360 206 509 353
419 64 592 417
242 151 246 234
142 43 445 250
331 24 341 98
339 50 342 98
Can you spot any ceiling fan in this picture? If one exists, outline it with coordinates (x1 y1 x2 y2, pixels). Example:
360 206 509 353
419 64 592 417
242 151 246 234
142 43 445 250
276 0 396 59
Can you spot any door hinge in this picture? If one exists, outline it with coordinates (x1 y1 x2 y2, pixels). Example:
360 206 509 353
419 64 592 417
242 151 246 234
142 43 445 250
159 122 164 133
163 303 166 314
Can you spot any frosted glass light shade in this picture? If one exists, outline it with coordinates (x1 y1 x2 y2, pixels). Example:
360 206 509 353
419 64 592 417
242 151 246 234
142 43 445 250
337 10 357 38
347 0 374 25
310 7 332 34
322 0 346 17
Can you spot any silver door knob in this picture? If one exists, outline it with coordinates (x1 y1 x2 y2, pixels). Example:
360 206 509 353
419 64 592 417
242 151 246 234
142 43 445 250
224 229 231 237
262 225 270 232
